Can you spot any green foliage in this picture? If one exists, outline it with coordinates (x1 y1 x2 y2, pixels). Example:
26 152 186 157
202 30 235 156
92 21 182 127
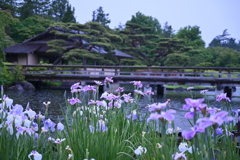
0 65 15 86
128 11 163 35
164 53 190 66
175 25 205 49
48 22 123 65
195 62 213 67
47 39 67 54
162 22 175 38
209 29 240 51
0 0 19 17
0 64 25 86
60 3 76 23
0 10 17 85
12 65 25 81
9 15 53 42
201 47 240 67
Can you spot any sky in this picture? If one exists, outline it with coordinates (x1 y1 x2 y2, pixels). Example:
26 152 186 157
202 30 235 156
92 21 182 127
68 0 240 47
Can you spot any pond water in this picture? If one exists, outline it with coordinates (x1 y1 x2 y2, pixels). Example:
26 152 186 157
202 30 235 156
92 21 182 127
4 86 240 131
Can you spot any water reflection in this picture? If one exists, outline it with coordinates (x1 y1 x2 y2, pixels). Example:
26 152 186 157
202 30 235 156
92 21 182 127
4 87 240 130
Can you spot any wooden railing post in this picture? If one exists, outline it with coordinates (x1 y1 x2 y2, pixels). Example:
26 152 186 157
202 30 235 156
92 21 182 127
115 66 118 76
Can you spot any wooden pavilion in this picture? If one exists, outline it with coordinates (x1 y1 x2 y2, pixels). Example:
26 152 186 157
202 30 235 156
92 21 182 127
4 27 133 65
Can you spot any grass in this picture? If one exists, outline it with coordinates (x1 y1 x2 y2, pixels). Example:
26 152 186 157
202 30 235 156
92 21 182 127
165 85 215 90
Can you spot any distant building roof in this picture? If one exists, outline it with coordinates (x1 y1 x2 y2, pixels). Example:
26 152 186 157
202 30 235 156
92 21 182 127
4 43 42 54
114 49 133 58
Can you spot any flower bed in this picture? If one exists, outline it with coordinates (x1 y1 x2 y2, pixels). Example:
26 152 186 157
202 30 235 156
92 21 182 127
0 80 239 160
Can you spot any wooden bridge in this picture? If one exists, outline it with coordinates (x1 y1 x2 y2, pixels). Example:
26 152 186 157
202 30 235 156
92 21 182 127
6 65 240 87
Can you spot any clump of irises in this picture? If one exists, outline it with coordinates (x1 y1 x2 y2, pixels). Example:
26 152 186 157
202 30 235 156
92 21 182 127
0 79 239 160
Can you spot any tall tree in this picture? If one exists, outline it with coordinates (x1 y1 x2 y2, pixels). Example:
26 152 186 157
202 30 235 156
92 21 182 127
0 0 18 17
175 25 205 49
92 6 111 26
18 0 35 20
9 15 53 42
162 22 174 38
0 10 17 85
119 22 192 66
127 12 162 35
61 3 76 23
49 0 75 22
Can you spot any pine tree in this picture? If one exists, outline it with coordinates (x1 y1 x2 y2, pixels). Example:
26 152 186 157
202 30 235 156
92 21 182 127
61 3 76 23
92 6 111 26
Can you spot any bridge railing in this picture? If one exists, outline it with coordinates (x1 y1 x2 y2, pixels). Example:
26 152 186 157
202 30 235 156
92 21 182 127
6 64 240 79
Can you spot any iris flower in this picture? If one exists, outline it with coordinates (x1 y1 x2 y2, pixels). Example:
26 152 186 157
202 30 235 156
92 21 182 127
28 150 42 160
126 109 138 120
147 109 176 122
183 98 205 110
104 77 113 83
216 93 231 102
130 81 143 88
182 125 205 140
197 111 233 128
57 122 64 131
134 146 147 155
68 98 81 105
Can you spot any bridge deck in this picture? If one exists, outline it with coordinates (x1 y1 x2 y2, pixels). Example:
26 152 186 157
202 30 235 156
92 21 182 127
7 65 240 86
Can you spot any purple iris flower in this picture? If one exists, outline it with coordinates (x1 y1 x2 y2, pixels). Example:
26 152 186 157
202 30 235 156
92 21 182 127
24 108 36 120
68 98 81 105
216 93 231 102
197 111 234 128
70 83 82 93
182 125 205 140
145 91 154 96
88 100 105 106
16 126 35 138
32 122 38 131
215 127 223 135
104 77 113 83
130 81 143 88
9 104 24 116
147 109 176 122
184 112 194 119
35 112 45 120
82 85 96 92
173 152 187 160
183 98 205 110
94 80 103 86
122 93 134 103
57 122 64 131
101 93 120 101
134 90 144 96
97 120 108 132
126 110 138 120
148 102 167 112
200 89 208 94
115 87 124 93
70 82 81 90
44 118 56 132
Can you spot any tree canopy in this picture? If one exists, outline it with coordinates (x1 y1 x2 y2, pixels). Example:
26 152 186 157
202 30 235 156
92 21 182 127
47 22 122 65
